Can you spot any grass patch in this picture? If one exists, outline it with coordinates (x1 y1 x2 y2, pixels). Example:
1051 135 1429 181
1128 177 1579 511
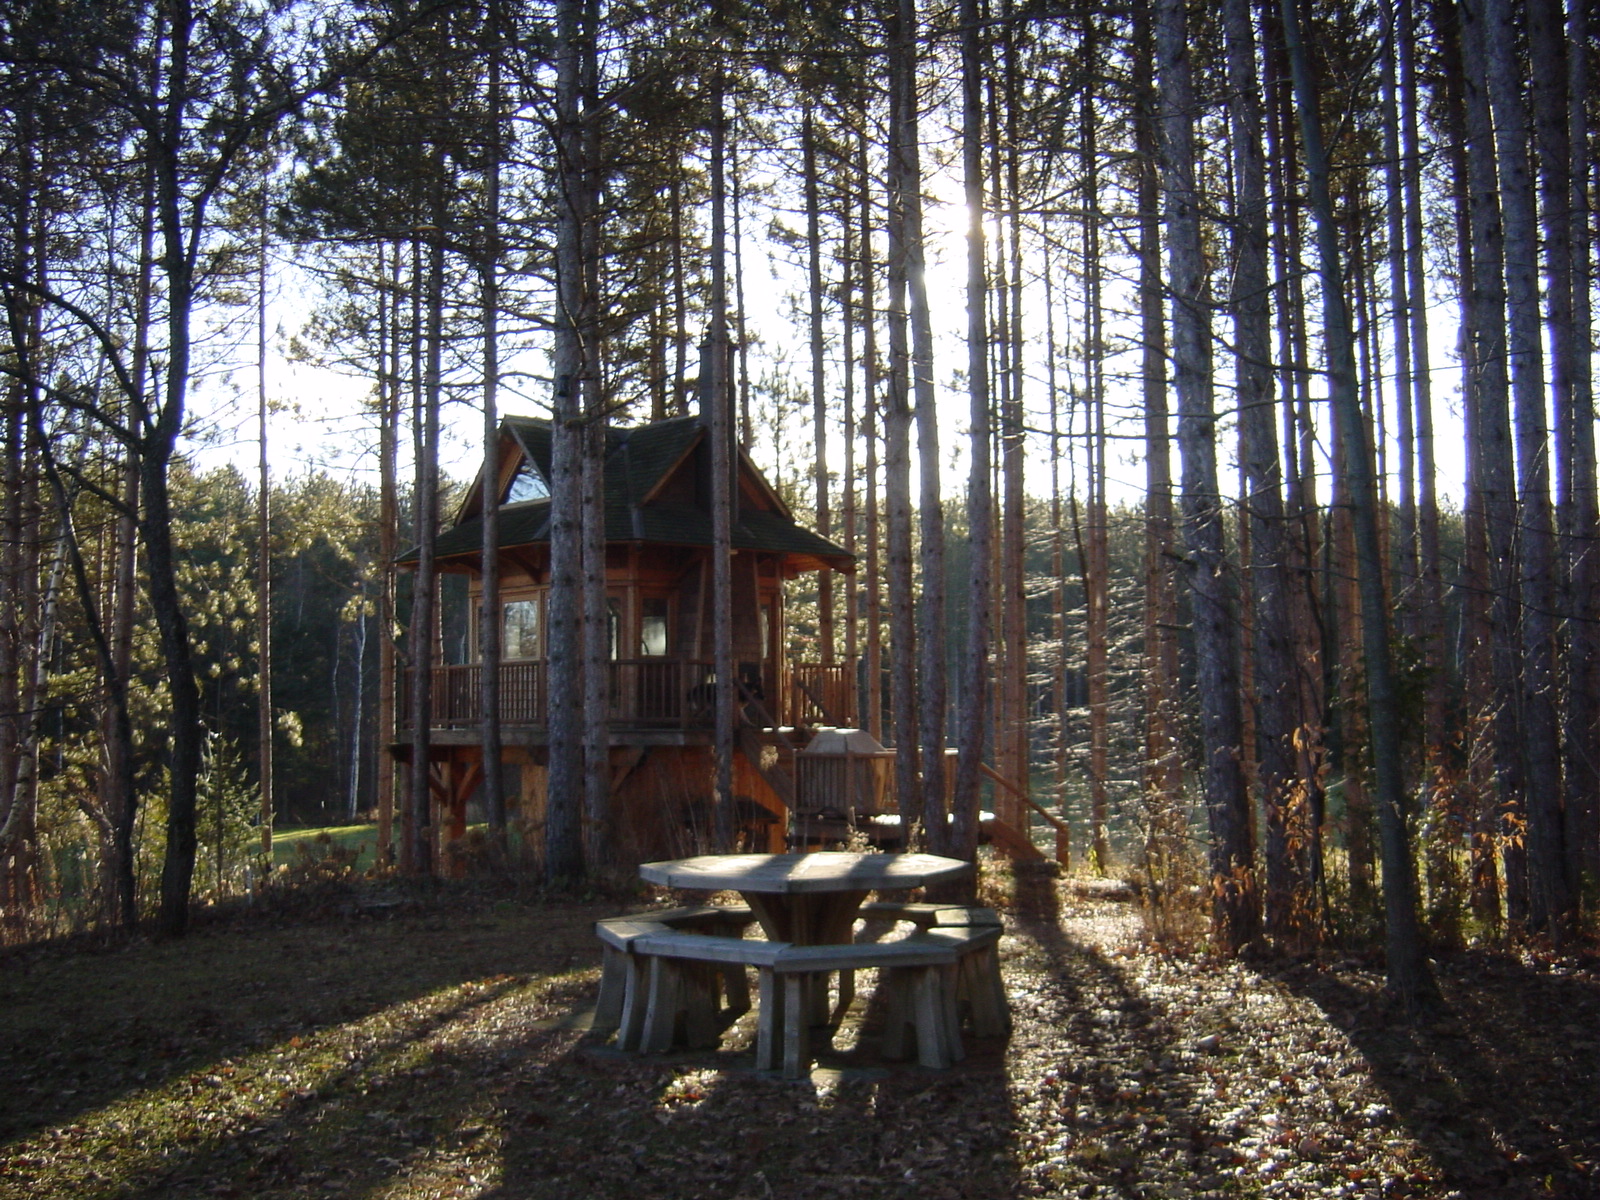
271 824 380 874
0 894 605 1198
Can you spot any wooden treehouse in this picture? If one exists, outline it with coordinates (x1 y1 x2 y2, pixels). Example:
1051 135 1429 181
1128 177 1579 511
395 412 1054 870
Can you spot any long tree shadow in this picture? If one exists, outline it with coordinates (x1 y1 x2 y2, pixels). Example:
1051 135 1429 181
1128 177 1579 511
1278 950 1600 1198
1 894 1027 1200
1003 883 1242 1197
0 899 600 1148
26 883 1571 1198
480 920 1030 1197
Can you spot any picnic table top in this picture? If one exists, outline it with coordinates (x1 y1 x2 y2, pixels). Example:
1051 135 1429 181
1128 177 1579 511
637 851 972 896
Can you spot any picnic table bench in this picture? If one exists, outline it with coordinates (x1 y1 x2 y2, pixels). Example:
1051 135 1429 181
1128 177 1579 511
593 898 1008 1077
618 924 1001 1076
595 853 1007 1078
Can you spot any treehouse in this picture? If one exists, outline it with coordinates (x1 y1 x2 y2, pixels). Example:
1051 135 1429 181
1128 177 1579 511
395 412 866 867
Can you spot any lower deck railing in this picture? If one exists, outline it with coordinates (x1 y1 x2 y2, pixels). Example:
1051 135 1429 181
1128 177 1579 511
400 658 857 731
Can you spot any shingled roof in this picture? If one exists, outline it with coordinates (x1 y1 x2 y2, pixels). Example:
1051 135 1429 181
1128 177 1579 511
406 415 853 573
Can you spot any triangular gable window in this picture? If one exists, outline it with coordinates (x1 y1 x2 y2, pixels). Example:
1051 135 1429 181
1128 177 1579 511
505 459 549 503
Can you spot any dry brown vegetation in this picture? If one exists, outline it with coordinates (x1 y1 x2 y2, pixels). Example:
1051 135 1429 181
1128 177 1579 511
1 879 1597 1199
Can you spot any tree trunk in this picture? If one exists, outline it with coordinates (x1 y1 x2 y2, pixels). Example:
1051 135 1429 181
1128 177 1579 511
1482 0 1569 935
546 0 590 882
1134 0 1183 892
580 0 610 870
903 0 946 850
1457 0 1528 927
1380 14 1418 607
1043 228 1071 869
803 107 835 668
150 117 210 935
0 283 41 917
840 194 860 692
1226 0 1304 944
377 243 400 867
999 6 1030 845
404 231 444 878
708 7 736 852
951 0 991 867
1264 6 1330 924
1080 17 1110 875
1432 4 1504 927
255 187 275 867
885 0 922 844
1279 0 1436 1010
581 411 611 865
857 122 884 744
1558 0 1598 893
107 159 159 923
1398 0 1451 925
479 0 506 858
1158 0 1258 952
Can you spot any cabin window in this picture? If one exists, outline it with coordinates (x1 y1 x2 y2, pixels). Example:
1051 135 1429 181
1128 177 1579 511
640 597 670 657
608 598 622 659
504 460 549 503
503 598 541 659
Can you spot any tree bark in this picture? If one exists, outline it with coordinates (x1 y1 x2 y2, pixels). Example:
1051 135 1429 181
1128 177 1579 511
404 229 444 878
1079 11 1109 875
1158 0 1258 951
1457 0 1528 927
884 0 922 845
803 106 835 668
479 0 506 858
256 184 275 867
951 0 991 867
1480 0 1570 935
580 0 610 870
1279 0 1436 1009
1134 0 1182 891
377 244 400 867
1558 0 1598 892
857 121 884 744
546 0 590 882
709 6 736 852
903 0 946 851
1398 0 1450 916
1226 0 1304 943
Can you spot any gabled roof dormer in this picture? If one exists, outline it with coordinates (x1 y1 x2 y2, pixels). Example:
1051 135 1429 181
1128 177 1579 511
411 414 853 576
505 458 549 503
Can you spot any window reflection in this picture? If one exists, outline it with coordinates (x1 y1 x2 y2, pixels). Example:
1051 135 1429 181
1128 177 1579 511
504 599 540 659
505 461 549 503
641 597 670 657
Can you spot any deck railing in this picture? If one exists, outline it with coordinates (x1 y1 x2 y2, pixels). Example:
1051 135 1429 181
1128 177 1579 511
789 662 856 727
400 658 858 730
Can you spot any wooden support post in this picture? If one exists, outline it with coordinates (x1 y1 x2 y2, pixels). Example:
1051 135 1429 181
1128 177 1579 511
755 967 783 1071
782 973 810 1079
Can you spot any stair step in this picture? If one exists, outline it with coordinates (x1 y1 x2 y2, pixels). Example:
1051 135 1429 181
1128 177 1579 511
981 815 1046 863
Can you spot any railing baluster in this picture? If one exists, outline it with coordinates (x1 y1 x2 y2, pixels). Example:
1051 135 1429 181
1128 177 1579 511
400 657 856 731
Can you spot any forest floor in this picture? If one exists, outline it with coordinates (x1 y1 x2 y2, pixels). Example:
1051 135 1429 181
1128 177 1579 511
1 873 1598 1200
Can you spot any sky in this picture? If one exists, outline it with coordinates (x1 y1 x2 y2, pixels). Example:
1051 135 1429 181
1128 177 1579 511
189 152 1474 529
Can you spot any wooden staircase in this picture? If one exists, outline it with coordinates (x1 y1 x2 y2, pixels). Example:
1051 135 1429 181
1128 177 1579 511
981 812 1048 863
753 729 1064 867
737 724 798 808
979 763 1069 866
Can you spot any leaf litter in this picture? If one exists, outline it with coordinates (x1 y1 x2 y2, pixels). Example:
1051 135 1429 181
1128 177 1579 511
0 883 1596 1198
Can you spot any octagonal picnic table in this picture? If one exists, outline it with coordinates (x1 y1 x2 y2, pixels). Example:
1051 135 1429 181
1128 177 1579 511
637 851 972 947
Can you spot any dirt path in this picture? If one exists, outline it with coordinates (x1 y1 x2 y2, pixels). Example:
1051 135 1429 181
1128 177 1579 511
0 883 1595 1198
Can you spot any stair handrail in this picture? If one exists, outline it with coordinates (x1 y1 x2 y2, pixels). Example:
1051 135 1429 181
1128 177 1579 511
791 668 848 728
736 677 800 756
979 761 1069 837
